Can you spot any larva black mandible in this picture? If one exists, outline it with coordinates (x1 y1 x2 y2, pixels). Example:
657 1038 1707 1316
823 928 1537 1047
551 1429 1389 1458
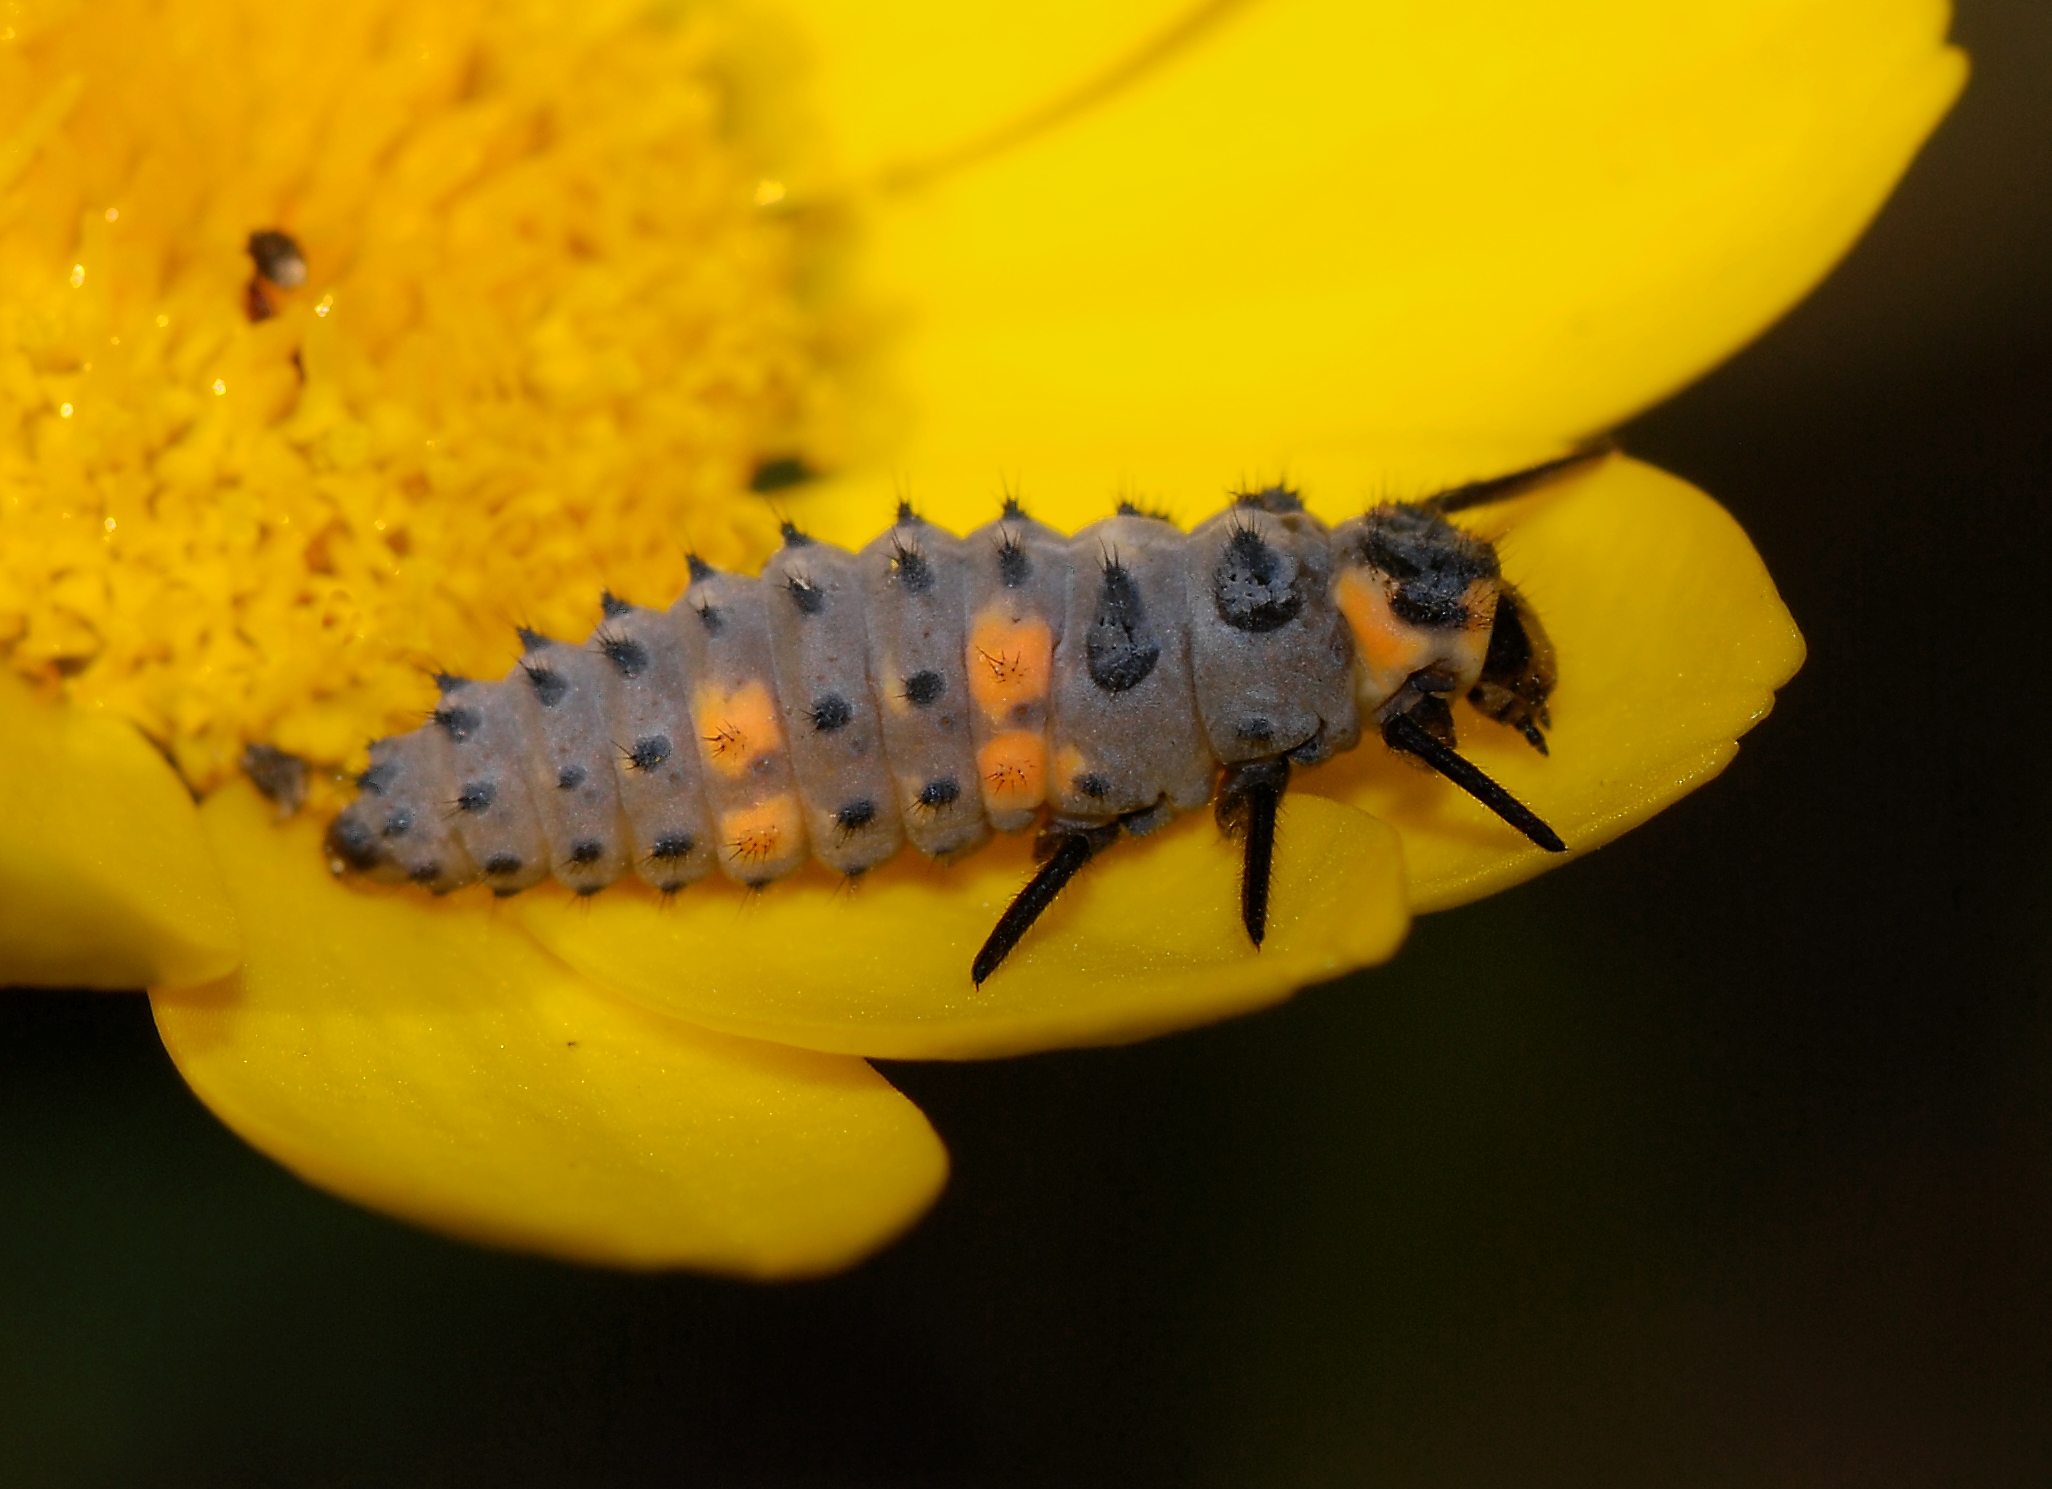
326 445 1607 983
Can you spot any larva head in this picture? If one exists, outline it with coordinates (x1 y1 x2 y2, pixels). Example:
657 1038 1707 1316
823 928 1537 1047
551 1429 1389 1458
1330 503 1503 718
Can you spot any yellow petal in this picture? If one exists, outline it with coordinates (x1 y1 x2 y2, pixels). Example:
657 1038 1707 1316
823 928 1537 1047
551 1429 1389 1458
519 794 1406 1061
151 783 948 1276
0 672 238 990
773 0 1962 505
1308 455 1804 912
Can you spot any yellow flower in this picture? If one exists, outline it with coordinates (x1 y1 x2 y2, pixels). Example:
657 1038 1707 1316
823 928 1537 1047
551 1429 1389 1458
0 0 1961 1274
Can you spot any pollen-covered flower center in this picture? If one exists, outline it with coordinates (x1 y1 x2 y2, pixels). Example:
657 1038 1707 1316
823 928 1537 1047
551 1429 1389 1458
0 0 827 800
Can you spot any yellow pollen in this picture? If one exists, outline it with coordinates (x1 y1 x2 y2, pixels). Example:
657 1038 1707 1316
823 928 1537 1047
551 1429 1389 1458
0 0 832 804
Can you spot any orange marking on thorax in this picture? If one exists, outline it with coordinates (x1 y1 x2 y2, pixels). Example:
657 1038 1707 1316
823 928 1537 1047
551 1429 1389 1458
694 679 784 778
978 731 1047 810
1334 568 1431 689
967 611 1053 723
718 793 803 872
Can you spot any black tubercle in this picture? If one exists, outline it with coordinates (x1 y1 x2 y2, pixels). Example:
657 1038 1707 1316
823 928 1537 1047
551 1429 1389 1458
484 852 524 878
325 815 382 872
1212 526 1303 633
835 799 877 831
626 734 672 771
1116 500 1176 524
455 780 496 814
522 661 567 709
600 591 633 619
695 602 724 635
917 777 960 810
598 631 649 678
1232 483 1305 514
780 520 813 547
1358 504 1500 629
568 840 604 866
1001 495 1027 520
889 534 934 595
809 693 853 733
516 626 549 651
650 832 695 861
785 573 826 615
903 670 945 707
996 531 1032 589
382 806 414 839
895 500 921 526
557 764 585 790
686 553 717 582
355 761 396 796
432 704 480 742
1085 557 1161 693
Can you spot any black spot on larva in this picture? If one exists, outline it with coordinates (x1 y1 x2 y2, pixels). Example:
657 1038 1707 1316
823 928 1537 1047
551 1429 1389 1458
695 602 724 636
517 625 549 651
1237 716 1275 743
1359 503 1500 629
325 815 382 872
522 662 568 709
896 500 921 526
598 631 649 678
835 798 877 831
600 590 632 619
433 671 468 695
996 531 1031 589
903 670 945 707
918 777 960 809
1075 772 1111 800
686 553 717 582
779 520 813 548
484 852 524 877
784 573 825 616
407 861 443 885
627 734 672 772
382 806 414 839
576 884 604 898
455 779 496 814
356 761 396 796
1116 501 1176 524
890 534 934 595
568 839 604 866
432 705 480 742
241 743 308 814
1085 558 1161 693
246 229 307 288
557 764 586 790
1213 526 1303 633
650 832 694 861
809 693 853 733
1001 494 1026 520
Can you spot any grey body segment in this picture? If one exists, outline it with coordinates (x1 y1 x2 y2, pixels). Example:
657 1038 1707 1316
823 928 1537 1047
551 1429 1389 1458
858 516 991 860
761 535 905 876
375 717 474 894
514 635 630 895
671 570 809 886
436 675 551 894
592 604 719 893
1185 502 1361 766
960 511 1072 832
1047 513 1216 829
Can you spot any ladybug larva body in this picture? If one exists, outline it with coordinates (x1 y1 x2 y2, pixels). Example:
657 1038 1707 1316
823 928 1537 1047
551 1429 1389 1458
327 447 1602 982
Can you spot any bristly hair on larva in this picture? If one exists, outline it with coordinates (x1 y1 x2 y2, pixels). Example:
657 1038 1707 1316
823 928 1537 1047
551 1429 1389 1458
319 443 1614 982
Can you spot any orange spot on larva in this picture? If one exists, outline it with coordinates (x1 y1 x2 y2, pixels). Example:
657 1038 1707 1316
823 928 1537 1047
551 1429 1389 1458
694 680 784 778
978 731 1046 810
967 612 1053 724
719 794 803 872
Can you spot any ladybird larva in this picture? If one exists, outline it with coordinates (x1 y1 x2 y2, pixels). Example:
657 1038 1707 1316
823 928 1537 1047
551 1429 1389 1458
326 446 1606 981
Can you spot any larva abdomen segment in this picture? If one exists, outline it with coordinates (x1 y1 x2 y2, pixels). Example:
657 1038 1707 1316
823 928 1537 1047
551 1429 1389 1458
1186 501 1361 767
592 603 719 894
516 634 632 894
672 569 810 887
1047 511 1214 832
761 532 906 877
439 674 551 896
962 510 1071 833
859 514 991 861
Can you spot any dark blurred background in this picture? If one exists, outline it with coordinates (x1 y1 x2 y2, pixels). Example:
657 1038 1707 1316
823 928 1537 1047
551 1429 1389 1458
6 4 2050 1485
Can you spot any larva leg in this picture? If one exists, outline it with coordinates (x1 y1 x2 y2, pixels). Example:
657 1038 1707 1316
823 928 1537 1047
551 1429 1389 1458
972 822 1120 985
1381 705 1565 853
1216 757 1291 947
1420 438 1615 515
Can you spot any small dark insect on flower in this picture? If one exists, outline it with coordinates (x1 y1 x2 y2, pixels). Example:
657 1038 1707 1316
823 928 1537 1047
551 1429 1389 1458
325 445 1612 982
242 228 307 322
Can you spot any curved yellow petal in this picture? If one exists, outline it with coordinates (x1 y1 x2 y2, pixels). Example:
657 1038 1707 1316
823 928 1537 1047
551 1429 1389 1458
151 783 948 1276
518 794 1406 1061
0 672 238 990
774 0 1961 505
1308 456 1804 911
